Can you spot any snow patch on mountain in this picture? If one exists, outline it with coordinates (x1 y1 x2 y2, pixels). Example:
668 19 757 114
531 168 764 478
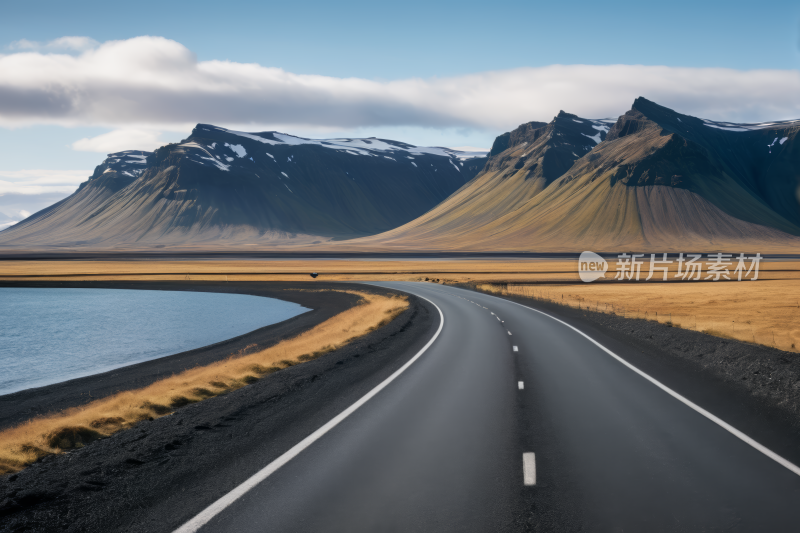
702 118 800 132
225 143 247 158
203 125 487 161
199 156 230 171
124 154 148 165
582 132 603 144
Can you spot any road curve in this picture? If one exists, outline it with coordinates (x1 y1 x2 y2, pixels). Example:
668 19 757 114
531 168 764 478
178 282 800 532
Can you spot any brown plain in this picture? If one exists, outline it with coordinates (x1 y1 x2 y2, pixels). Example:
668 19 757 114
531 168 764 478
2 258 800 283
478 281 800 353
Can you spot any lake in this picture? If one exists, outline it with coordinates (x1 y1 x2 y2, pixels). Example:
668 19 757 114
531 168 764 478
0 288 309 395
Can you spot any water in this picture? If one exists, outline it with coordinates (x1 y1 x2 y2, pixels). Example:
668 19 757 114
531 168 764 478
0 288 309 395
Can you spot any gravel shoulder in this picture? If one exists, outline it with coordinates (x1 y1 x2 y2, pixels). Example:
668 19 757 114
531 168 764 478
0 282 437 532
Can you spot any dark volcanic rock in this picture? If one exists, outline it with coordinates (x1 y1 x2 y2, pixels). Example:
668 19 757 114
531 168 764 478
485 113 612 187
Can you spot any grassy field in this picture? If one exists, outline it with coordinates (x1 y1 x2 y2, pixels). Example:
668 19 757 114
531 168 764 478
0 290 408 474
479 281 800 353
1 258 799 283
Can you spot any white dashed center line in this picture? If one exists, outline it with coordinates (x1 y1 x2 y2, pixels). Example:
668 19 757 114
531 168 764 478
523 453 536 486
513 346 519 352
507 331 512 335
518 381 524 390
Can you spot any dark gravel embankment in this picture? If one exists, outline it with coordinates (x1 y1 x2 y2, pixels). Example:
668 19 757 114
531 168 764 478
0 282 437 532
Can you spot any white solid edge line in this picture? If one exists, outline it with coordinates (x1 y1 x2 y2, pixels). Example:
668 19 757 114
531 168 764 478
518 381 524 390
173 295 446 533
501 297 800 478
523 452 536 486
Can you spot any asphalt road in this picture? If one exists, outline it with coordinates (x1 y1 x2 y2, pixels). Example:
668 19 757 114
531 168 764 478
177 282 800 532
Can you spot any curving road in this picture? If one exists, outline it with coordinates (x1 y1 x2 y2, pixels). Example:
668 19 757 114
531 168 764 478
176 282 800 532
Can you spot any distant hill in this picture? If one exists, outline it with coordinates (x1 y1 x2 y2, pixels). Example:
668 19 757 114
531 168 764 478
0 126 487 249
350 98 800 252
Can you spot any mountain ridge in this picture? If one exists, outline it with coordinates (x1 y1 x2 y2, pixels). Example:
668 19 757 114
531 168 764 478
345 98 800 252
3 99 798 253
0 126 487 249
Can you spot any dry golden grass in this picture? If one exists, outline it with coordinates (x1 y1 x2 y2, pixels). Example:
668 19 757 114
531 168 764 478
0 290 408 474
1 259 799 283
2 257 798 473
478 281 800 353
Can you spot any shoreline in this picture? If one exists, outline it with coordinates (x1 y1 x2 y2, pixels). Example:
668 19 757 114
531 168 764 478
0 284 436 532
0 281 366 431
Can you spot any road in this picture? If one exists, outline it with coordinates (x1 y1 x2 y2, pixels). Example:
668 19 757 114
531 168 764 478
176 282 800 532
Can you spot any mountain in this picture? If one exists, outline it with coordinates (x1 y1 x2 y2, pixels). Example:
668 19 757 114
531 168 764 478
368 112 616 239
0 126 487 249
349 98 800 252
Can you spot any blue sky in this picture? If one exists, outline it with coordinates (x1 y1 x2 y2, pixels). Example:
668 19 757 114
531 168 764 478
4 0 800 77
1 0 799 223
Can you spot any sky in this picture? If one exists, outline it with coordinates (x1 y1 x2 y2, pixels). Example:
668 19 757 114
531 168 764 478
1 0 799 226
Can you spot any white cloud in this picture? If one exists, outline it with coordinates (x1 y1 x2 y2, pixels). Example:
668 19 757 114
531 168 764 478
72 128 172 152
0 191 76 223
0 36 799 134
0 169 89 195
8 36 99 53
448 146 490 152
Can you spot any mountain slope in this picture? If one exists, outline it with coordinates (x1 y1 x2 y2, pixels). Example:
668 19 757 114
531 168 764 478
0 127 487 249
349 98 800 252
356 112 614 243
